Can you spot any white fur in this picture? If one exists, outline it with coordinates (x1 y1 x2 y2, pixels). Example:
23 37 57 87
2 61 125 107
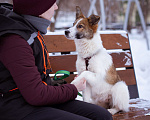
67 19 83 40
67 20 130 115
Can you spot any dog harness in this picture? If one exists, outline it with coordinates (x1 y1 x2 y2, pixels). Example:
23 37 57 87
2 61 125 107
84 49 100 70
84 57 91 70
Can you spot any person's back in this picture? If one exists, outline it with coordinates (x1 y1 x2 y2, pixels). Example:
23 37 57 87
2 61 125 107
0 1 112 120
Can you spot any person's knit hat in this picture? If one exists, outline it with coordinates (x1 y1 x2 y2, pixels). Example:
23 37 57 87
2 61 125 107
13 0 56 16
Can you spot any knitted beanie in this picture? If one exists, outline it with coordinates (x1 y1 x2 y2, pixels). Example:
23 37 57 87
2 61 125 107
13 0 56 16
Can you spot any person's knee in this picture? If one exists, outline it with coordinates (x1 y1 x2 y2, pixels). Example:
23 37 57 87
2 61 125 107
101 111 112 120
92 107 113 120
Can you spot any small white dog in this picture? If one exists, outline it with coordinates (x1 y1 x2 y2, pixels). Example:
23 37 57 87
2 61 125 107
65 6 130 115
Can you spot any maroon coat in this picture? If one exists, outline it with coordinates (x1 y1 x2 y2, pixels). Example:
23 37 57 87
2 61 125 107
0 34 77 106
0 3 78 120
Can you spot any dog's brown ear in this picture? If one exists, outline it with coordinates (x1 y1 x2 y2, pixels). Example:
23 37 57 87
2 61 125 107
88 14 100 25
76 6 85 19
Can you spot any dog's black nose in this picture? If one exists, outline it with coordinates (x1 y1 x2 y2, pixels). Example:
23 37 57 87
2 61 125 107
65 30 70 36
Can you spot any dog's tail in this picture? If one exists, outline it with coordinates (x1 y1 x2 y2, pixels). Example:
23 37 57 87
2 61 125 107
111 81 130 112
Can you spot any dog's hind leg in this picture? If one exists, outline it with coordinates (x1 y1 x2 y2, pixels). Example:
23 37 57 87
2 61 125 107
109 81 130 115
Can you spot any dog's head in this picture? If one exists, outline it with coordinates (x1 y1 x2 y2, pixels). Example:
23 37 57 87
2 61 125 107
65 6 100 40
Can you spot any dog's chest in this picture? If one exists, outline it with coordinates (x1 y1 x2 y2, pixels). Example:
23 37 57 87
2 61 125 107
84 55 107 74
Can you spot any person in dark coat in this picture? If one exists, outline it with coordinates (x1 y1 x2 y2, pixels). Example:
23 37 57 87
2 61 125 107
0 0 113 120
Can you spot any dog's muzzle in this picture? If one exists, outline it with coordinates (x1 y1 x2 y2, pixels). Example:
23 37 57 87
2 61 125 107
65 30 70 38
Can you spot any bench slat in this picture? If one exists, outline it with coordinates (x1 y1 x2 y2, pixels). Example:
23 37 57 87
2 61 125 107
49 52 133 73
111 51 133 68
44 34 130 52
117 69 136 85
49 55 76 73
101 34 130 50
63 69 136 86
44 35 75 53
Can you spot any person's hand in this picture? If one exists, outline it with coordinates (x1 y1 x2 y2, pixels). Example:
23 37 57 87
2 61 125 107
72 77 86 92
74 75 78 79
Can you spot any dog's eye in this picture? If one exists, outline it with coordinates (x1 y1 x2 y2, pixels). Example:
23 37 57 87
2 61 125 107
78 25 83 28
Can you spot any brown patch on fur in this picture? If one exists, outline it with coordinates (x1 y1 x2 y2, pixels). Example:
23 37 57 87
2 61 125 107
74 18 99 39
89 23 99 34
88 14 100 33
78 19 93 39
105 64 121 85
76 6 85 20
75 6 100 39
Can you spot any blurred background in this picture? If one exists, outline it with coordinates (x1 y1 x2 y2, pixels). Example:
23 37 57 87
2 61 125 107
51 0 150 33
1 0 150 32
1 0 150 100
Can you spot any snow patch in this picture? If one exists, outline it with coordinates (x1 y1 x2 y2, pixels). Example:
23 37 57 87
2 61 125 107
116 42 122 46
46 30 128 35
145 113 150 116
123 56 132 66
98 30 127 34
129 98 150 109
129 28 150 100
121 33 128 38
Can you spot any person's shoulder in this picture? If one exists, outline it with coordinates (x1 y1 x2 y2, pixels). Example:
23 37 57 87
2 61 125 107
1 33 25 40
0 33 30 51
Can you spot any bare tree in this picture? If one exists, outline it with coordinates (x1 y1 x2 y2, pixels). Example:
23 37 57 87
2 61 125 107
140 0 149 25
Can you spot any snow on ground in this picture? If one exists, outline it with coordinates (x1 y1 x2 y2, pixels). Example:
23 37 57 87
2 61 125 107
129 98 150 109
129 27 150 100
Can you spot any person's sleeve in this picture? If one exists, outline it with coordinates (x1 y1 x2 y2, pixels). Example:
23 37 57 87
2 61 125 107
0 34 78 106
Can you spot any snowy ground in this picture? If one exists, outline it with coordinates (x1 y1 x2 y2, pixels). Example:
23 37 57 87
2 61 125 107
128 27 150 100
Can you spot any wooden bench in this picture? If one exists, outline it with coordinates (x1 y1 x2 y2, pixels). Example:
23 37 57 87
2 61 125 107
44 31 150 120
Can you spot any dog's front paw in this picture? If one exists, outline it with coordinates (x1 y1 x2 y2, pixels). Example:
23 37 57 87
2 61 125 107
81 71 90 77
71 75 82 84
71 79 77 84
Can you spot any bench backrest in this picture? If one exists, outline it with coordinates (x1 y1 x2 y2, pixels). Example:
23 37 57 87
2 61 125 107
44 31 139 99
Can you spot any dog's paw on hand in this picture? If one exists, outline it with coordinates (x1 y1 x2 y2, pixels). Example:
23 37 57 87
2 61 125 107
81 71 92 77
71 77 86 92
